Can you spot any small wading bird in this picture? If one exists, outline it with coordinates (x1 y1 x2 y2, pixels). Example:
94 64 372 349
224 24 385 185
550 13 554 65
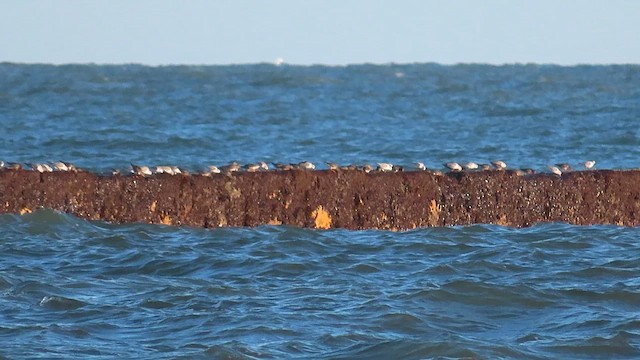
444 162 462 172
273 163 294 171
491 160 507 170
415 162 427 171
297 161 315 170
548 165 562 176
377 163 393 172
556 163 572 173
51 161 69 171
26 163 53 173
220 161 241 173
326 162 339 171
53 161 78 172
362 164 374 173
584 160 596 169
464 162 479 170
131 163 152 176
244 163 261 172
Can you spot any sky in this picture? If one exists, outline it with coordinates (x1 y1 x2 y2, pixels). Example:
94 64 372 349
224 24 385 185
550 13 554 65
1 0 639 65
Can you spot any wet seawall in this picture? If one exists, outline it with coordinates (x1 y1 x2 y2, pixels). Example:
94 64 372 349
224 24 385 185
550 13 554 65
1 169 639 229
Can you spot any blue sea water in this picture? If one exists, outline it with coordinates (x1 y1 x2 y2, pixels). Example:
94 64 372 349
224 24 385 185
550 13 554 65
1 63 640 358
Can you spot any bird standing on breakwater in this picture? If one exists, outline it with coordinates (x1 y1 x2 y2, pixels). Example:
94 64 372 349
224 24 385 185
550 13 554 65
377 163 393 172
548 165 562 176
297 161 315 170
491 160 507 170
464 162 479 170
444 162 462 172
131 163 152 176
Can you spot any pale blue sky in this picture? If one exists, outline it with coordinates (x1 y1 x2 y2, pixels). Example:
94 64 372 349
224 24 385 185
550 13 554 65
1 0 639 65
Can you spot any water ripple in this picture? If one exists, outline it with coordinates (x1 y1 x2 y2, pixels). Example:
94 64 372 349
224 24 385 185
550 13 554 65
2 63 640 358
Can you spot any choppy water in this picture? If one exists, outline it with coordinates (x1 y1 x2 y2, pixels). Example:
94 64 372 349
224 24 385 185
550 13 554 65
1 63 640 358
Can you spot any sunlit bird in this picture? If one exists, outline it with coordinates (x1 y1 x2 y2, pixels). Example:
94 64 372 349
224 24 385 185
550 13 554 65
377 163 393 172
584 160 596 169
464 162 479 170
548 165 562 176
444 162 462 172
491 160 507 170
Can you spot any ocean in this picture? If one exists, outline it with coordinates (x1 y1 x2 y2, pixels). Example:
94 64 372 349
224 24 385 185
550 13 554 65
1 63 639 358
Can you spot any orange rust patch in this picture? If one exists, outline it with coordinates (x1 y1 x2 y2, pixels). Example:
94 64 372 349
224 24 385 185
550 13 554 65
428 199 440 226
311 205 332 229
161 213 172 225
496 214 509 226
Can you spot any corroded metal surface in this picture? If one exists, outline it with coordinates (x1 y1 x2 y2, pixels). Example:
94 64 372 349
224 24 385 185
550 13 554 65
1 169 638 229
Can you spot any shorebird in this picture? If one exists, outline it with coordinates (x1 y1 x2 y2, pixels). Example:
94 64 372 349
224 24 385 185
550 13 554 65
480 164 493 171
6 162 23 170
377 163 393 172
0 161 4 168
340 164 358 171
362 164 374 173
297 161 316 170
131 163 152 176
54 161 77 172
548 165 562 176
273 163 294 171
584 160 596 170
491 160 507 170
208 165 221 174
63 161 78 172
464 162 479 170
155 165 173 174
392 165 405 172
444 162 462 172
415 162 427 171
326 162 339 171
258 161 269 171
51 161 69 171
556 163 572 172
244 163 261 172
220 162 241 173
27 163 53 173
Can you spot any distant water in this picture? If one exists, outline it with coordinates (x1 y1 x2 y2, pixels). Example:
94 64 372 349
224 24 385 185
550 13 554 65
1 63 640 358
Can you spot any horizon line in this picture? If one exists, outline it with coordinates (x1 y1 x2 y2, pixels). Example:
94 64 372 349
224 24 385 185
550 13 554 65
2 60 639 68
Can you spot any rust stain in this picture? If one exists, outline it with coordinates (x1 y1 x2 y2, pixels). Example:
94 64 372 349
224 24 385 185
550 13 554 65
428 199 440 226
311 205 332 229
224 182 242 200
496 214 509 226
161 213 172 225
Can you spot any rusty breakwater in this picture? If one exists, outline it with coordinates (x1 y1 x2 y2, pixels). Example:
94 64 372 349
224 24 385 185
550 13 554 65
1 169 639 229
